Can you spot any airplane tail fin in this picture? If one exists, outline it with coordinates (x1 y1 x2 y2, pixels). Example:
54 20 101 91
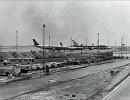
60 42 63 47
33 39 39 46
71 40 79 46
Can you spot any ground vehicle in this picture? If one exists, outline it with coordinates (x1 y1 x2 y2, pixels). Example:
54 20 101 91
31 63 43 70
3 60 10 65
65 58 80 65
44 62 58 68
50 62 57 68
16 64 31 73
44 62 52 68
71 59 80 65
7 58 35 65
61 62 67 66
55 62 63 67
0 66 21 76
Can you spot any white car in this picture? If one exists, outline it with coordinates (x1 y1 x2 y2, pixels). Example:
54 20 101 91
55 62 62 67
44 62 57 68
31 64 43 70
3 60 10 65
44 62 52 68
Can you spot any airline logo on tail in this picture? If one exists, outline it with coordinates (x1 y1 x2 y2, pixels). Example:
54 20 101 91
33 39 39 46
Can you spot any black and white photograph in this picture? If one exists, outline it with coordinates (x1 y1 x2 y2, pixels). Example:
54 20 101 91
0 0 130 100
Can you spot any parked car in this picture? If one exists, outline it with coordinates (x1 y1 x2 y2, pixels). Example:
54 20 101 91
61 61 67 66
50 62 57 68
44 62 62 68
16 64 31 73
31 63 43 70
0 66 21 76
55 62 63 67
44 62 53 68
65 58 80 65
3 60 10 65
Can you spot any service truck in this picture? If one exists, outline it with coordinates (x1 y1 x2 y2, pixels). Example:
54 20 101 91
0 66 21 76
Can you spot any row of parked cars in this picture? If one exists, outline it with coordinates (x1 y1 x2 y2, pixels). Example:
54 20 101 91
0 58 81 76
21 58 80 71
44 58 80 69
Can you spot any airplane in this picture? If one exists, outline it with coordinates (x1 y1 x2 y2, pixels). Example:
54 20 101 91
32 39 84 51
71 40 111 50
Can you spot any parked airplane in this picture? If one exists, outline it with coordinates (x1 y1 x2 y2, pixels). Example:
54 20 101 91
71 40 111 50
32 39 84 51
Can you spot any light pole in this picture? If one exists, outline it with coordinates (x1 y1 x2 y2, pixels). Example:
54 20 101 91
97 33 99 63
16 30 18 53
70 37 73 54
115 41 116 52
86 36 88 58
49 34 50 47
0 45 1 52
43 24 45 72
126 42 127 58
121 37 123 58
97 33 99 48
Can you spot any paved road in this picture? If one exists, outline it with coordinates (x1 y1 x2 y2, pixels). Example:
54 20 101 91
103 76 130 100
0 59 130 100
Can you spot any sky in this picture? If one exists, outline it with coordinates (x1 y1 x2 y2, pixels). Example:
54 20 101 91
0 1 130 46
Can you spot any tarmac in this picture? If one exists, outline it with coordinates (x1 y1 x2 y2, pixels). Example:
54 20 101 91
0 59 130 100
